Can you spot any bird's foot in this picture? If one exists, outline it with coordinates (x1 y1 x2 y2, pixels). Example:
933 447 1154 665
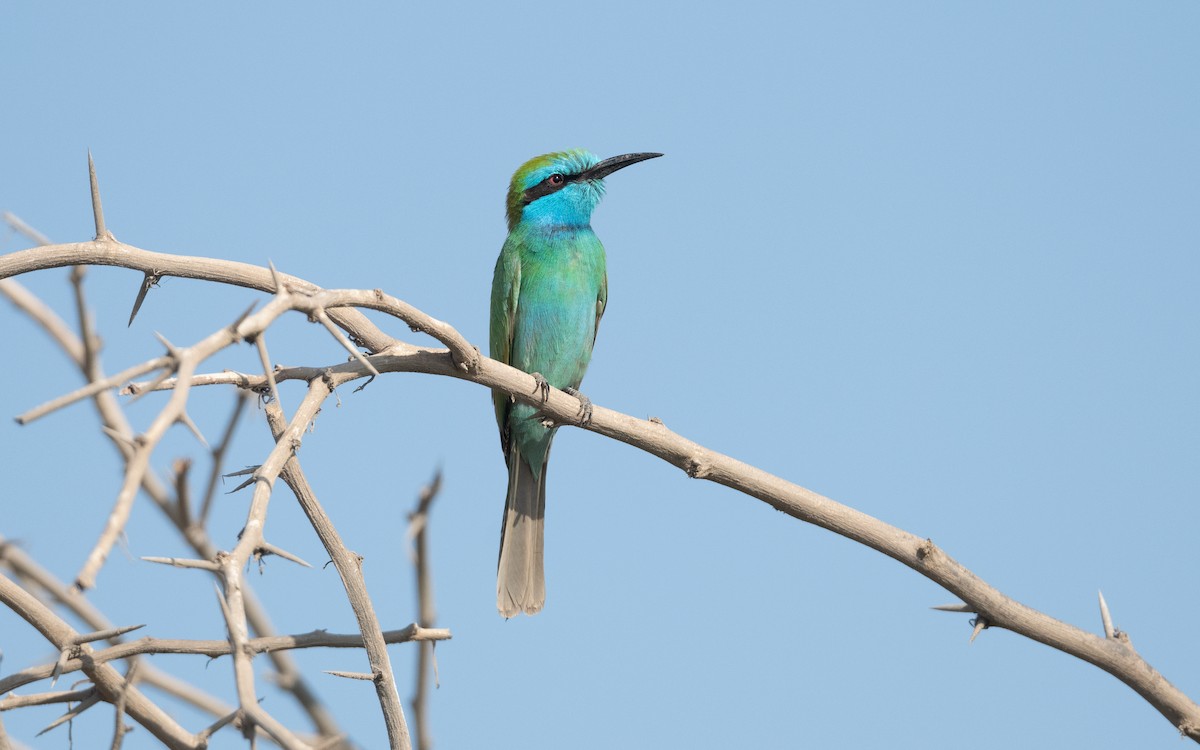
564 387 593 426
530 372 550 402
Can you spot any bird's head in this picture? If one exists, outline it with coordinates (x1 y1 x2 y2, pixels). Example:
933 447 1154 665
505 149 662 230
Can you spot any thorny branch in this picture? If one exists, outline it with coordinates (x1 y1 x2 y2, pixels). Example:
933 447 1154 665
407 472 442 750
262 393 413 750
0 534 243 733
4 263 346 745
0 572 198 749
0 625 450 696
2 212 431 747
2 161 1199 747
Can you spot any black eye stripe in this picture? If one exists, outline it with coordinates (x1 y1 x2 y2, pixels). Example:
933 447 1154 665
522 172 572 205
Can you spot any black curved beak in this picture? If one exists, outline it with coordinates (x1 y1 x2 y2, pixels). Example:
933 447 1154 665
579 152 664 181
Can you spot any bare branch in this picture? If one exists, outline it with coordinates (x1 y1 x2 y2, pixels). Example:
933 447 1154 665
74 292 300 591
196 709 240 743
0 572 198 749
2 240 347 741
0 239 399 354
208 376 357 750
0 626 448 694
2 211 51 245
0 278 86 362
14 357 170 425
0 535 232 723
111 660 140 750
3 222 1198 741
172 458 193 529
36 691 101 736
265 393 414 750
407 471 442 750
199 392 251 526
0 688 95 710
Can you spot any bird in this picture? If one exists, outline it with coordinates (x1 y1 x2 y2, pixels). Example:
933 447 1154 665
490 149 662 617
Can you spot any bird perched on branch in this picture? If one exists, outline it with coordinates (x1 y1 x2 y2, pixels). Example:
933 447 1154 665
490 149 662 617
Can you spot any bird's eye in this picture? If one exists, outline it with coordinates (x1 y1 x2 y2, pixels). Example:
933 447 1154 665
548 173 564 185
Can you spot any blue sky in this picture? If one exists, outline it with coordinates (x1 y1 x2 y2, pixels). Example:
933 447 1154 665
2 2 1198 748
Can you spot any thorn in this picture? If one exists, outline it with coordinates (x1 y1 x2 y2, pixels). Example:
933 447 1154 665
153 331 179 357
267 260 284 294
254 335 281 406
222 466 261 494
1098 590 1115 639
36 691 100 736
124 368 174 406
101 426 137 449
197 708 241 741
931 603 976 613
142 556 220 571
127 272 159 326
213 583 233 625
88 151 114 242
324 670 376 681
177 410 209 448
226 475 257 494
72 624 145 645
314 307 379 377
230 300 259 335
969 616 989 643
50 648 71 687
255 542 313 568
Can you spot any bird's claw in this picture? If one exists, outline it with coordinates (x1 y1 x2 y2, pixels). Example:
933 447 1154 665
530 372 551 402
564 387 593 426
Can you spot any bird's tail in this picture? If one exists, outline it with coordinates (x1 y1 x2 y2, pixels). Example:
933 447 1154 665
497 446 548 617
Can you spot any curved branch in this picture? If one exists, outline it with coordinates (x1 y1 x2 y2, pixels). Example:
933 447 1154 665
0 240 477 369
3 240 1198 742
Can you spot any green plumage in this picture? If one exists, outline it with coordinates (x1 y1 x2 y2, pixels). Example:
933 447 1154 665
489 149 659 617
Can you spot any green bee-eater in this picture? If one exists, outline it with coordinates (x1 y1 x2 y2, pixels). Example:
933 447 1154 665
490 149 662 617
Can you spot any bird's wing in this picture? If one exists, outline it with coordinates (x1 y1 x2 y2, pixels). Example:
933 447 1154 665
594 269 607 347
490 234 522 440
